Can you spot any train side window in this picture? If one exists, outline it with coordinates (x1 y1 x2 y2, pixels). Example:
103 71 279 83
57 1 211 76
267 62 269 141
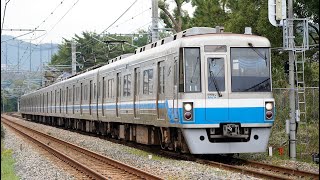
59 89 62 113
117 74 122 98
108 79 114 98
158 62 165 94
46 92 49 113
84 85 88 101
76 87 79 101
143 69 153 95
51 91 53 113
89 81 92 114
43 93 45 112
98 81 101 99
179 48 184 92
72 85 75 103
93 83 96 100
103 77 106 100
184 47 201 92
55 90 57 113
69 87 72 102
123 74 132 97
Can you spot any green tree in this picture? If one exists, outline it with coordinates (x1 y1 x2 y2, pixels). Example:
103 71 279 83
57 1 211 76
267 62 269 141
191 0 228 27
159 0 191 33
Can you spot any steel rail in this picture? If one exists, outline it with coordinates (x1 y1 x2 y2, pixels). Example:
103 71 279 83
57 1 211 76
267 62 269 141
2 118 107 180
1 115 163 180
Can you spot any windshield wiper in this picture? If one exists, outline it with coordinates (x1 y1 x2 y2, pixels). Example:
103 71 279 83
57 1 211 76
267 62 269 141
248 43 268 66
209 60 222 97
242 78 270 92
190 57 200 83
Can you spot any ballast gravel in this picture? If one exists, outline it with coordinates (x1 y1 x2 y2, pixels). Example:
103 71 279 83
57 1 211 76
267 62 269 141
3 126 74 180
5 117 318 179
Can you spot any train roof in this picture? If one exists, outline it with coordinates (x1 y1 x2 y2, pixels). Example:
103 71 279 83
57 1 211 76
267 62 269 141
22 27 270 97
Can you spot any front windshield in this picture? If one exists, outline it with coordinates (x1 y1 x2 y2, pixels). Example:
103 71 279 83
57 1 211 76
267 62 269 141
230 47 271 92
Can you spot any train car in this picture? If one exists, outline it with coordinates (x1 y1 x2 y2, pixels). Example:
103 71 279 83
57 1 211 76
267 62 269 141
20 27 275 154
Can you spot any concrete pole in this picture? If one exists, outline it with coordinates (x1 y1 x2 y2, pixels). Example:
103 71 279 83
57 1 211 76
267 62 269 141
288 0 296 160
40 44 43 87
5 42 8 71
17 98 20 112
71 41 76 75
18 41 20 72
51 41 53 62
151 0 159 42
30 41 32 71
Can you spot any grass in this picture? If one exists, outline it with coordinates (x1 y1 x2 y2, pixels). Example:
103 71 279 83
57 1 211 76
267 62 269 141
126 148 166 161
1 142 19 180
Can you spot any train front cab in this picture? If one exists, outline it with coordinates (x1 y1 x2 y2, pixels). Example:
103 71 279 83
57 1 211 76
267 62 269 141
176 40 275 154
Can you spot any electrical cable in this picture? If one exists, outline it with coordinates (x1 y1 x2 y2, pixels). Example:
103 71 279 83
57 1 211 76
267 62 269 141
1 0 11 36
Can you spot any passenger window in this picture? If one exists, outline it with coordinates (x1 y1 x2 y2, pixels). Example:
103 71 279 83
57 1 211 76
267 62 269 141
108 79 114 98
123 74 132 97
207 58 225 92
158 62 165 94
143 69 153 94
184 47 201 92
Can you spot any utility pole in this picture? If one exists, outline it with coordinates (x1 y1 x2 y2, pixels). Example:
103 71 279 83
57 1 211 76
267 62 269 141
5 42 8 71
17 41 20 72
151 0 159 42
40 44 43 87
29 41 32 71
71 41 76 75
288 0 296 160
51 41 53 62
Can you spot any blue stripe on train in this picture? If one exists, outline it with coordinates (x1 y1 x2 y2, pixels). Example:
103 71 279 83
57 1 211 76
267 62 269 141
48 101 274 125
175 107 274 124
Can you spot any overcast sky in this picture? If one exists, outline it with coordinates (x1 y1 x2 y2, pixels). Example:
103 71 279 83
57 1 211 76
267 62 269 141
1 0 194 44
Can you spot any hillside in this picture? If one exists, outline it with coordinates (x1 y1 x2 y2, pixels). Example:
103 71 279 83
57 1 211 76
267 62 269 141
1 35 59 71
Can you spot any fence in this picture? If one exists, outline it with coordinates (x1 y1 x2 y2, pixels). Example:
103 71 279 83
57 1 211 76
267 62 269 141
271 87 319 161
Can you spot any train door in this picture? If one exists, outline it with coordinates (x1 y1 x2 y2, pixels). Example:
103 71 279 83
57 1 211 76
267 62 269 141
204 54 229 123
173 58 179 121
89 80 92 115
66 87 68 114
102 77 105 116
133 67 140 118
116 73 121 117
80 83 83 115
72 85 75 114
157 61 165 119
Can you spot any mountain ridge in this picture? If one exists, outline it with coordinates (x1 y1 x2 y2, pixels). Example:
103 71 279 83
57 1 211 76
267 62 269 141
1 35 59 71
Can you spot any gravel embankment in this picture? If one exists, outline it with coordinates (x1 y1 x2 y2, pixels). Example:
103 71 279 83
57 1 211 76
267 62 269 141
4 117 319 179
3 126 75 180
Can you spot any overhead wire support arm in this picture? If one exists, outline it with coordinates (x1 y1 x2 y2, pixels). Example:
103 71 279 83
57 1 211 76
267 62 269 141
2 29 46 32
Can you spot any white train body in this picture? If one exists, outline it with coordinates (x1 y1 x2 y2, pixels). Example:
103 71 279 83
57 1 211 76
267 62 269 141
20 27 275 154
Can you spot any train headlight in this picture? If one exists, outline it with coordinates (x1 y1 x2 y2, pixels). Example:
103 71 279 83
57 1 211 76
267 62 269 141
265 102 273 110
183 102 193 121
184 103 192 111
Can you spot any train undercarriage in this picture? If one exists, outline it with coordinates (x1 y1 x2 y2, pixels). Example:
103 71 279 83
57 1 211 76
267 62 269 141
22 114 190 153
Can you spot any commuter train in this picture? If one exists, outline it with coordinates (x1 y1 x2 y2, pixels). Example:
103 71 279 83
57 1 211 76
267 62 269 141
20 27 275 154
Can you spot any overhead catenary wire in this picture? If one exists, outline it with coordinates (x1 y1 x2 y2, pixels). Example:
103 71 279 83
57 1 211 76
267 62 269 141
37 0 81 44
2 0 71 76
1 0 68 43
107 7 151 32
14 0 81 74
1 0 12 36
78 0 139 50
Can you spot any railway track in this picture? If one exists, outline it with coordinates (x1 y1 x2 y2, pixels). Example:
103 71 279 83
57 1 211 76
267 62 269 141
1 114 163 180
195 158 319 180
3 113 319 180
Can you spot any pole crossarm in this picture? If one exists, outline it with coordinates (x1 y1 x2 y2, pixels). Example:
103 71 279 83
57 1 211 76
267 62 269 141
2 28 46 31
